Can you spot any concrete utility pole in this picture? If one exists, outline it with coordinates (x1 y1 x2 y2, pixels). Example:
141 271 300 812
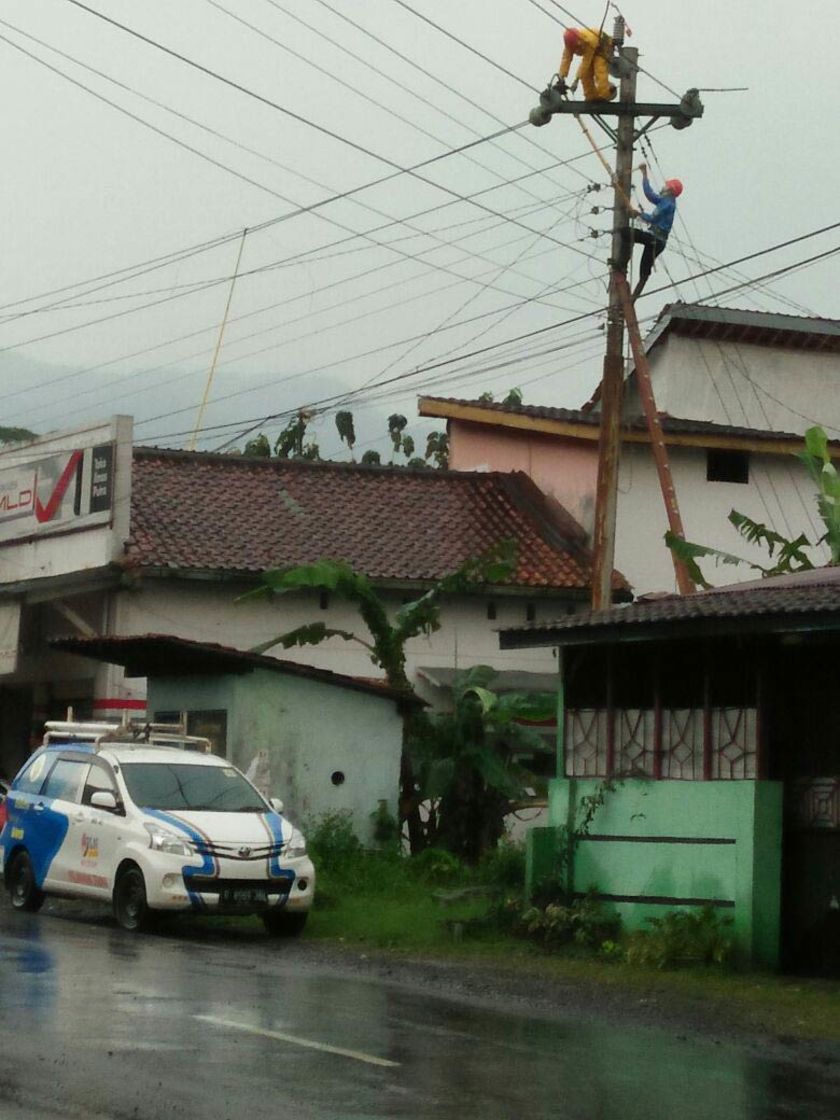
529 21 702 608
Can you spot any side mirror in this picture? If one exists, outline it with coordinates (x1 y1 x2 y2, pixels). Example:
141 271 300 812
90 790 118 812
269 797 284 814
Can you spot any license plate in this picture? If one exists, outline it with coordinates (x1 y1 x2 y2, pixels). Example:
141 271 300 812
220 887 268 908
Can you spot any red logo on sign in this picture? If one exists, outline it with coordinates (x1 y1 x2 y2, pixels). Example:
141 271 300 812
34 450 82 524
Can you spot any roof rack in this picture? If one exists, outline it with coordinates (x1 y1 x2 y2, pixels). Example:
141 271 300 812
42 710 211 753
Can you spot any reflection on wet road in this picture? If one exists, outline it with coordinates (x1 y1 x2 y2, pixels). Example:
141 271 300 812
1 901 839 1120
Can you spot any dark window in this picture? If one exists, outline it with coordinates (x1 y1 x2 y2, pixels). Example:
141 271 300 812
81 762 118 806
706 449 749 484
319 590 330 610
42 757 87 804
486 602 497 621
526 602 537 622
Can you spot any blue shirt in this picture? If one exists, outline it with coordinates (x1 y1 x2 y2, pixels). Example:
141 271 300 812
639 176 676 240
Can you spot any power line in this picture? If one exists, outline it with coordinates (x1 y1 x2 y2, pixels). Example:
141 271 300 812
3 24 580 339
300 0 598 189
127 234 840 449
389 0 536 92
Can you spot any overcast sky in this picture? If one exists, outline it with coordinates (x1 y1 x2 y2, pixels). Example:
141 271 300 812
1 0 837 460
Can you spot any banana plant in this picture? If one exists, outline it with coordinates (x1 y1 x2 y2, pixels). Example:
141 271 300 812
414 665 556 863
239 544 517 852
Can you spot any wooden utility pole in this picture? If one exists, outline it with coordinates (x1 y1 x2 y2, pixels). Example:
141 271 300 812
615 273 695 595
528 26 703 608
590 43 637 610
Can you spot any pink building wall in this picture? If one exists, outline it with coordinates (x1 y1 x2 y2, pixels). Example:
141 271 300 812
449 421 599 537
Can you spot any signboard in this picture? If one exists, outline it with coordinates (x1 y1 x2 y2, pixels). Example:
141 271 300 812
0 441 115 545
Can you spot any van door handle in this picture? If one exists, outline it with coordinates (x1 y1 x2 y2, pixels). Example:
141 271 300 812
33 802 46 813
74 812 85 822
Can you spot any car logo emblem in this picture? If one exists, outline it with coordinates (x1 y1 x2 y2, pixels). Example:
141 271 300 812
238 846 252 858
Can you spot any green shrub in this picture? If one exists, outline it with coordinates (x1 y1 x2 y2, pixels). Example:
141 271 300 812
407 847 463 884
625 906 733 969
305 810 362 874
511 891 621 950
477 840 526 892
369 801 401 847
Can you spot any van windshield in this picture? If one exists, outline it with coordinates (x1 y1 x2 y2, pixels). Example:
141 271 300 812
120 762 267 812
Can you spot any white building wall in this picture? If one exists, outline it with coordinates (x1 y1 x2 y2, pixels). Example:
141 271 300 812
114 580 563 704
616 444 830 595
631 336 840 437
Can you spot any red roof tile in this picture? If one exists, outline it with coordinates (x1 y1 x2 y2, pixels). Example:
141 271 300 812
126 449 628 595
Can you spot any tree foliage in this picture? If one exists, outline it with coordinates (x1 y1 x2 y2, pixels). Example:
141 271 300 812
0 425 37 445
238 409 448 470
243 434 272 458
335 411 356 459
415 665 555 862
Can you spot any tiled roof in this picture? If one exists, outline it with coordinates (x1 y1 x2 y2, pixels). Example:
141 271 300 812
50 634 420 703
500 567 840 647
419 396 821 446
126 449 628 595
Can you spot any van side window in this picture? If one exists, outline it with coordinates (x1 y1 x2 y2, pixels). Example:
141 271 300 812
41 758 87 804
13 752 52 795
81 764 118 806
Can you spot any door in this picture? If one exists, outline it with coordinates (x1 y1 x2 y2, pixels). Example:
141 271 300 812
37 756 89 890
62 760 124 898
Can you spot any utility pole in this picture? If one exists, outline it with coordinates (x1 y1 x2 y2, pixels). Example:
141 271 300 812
529 22 702 608
591 35 636 610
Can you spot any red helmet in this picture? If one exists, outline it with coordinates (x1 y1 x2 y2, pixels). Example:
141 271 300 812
665 178 684 197
564 28 581 49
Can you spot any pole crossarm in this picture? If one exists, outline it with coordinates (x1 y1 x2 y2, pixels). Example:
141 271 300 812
530 87 703 138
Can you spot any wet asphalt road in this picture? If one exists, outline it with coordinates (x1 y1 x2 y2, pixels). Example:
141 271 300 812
2 897 840 1120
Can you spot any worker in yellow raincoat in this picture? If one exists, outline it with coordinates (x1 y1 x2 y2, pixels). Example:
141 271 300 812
558 27 616 102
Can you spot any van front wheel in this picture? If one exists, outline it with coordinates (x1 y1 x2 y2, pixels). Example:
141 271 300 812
113 866 155 932
8 851 44 912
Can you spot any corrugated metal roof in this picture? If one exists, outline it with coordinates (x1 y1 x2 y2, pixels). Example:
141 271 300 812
651 302 840 354
419 396 820 445
49 633 421 704
499 567 840 648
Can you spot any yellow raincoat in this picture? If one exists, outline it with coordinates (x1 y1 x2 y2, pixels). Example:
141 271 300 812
558 28 616 102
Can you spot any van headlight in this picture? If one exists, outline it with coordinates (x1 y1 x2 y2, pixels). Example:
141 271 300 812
144 822 192 857
285 828 307 858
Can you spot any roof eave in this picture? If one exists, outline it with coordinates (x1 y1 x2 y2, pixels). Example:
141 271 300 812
499 610 840 649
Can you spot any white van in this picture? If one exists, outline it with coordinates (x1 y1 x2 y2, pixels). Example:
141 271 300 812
0 720 315 935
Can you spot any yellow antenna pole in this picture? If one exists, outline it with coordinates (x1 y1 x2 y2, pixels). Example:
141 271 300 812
188 227 248 451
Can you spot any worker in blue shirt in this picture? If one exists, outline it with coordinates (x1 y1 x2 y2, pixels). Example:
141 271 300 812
630 163 683 298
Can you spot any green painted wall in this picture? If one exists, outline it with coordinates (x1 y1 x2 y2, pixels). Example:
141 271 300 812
526 777 783 966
